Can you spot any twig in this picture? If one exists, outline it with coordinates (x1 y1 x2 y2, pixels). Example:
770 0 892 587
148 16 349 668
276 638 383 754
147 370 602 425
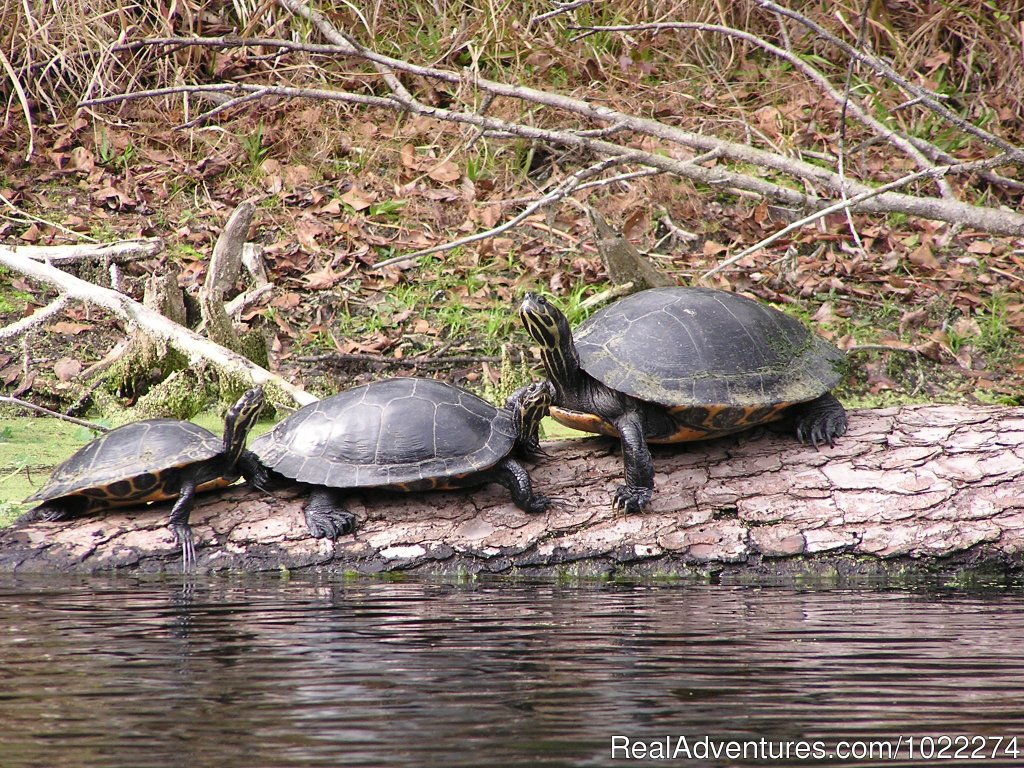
371 155 638 269
531 0 593 26
0 48 35 161
0 296 69 341
754 0 1024 165
656 207 700 243
0 396 109 433
836 6 870 250
578 282 636 310
700 154 1013 280
571 21 955 199
497 168 661 208
1 192 97 241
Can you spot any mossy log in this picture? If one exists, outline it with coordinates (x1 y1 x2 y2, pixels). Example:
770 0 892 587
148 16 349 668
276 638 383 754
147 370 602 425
2 405 1023 582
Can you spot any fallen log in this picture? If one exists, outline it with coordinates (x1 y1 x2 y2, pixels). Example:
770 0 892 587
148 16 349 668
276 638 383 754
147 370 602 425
2 404 1022 581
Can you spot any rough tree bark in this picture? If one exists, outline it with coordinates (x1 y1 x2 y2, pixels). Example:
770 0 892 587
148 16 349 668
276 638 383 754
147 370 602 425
2 405 1022 581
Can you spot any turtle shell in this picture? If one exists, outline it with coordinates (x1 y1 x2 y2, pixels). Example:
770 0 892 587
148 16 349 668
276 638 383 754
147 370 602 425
26 420 226 507
574 287 845 409
248 377 516 490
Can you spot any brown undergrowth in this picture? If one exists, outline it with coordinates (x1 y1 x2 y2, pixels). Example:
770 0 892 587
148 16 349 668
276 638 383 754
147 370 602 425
1 0 1022 419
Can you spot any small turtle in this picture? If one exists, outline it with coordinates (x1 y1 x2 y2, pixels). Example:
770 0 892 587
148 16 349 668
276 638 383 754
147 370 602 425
22 388 264 570
241 377 553 532
518 288 848 512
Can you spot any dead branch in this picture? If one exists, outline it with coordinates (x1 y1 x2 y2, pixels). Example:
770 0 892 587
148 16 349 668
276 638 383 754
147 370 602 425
570 21 956 200
0 396 109 432
0 295 68 342
82 26 1024 238
372 155 652 269
198 202 253 349
0 245 315 407
7 238 164 263
700 155 1012 280
754 0 1024 165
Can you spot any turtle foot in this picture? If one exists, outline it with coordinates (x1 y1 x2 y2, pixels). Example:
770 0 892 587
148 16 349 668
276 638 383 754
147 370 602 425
794 393 848 448
523 494 557 513
170 523 196 572
613 485 652 513
18 505 70 525
304 507 356 540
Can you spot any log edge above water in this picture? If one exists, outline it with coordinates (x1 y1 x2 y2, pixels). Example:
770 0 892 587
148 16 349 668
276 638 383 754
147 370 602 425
2 405 1023 582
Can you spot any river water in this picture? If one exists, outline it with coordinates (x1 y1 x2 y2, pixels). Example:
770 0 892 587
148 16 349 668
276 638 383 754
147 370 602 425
1 576 1022 767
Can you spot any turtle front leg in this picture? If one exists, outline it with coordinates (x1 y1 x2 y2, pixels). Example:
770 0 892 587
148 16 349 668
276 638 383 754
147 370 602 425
612 411 654 513
792 393 848 448
167 480 198 572
304 488 357 540
491 458 552 513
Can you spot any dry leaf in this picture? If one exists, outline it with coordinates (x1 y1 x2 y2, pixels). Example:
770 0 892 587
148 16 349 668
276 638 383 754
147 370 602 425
908 243 939 270
400 144 419 169
69 146 95 172
53 357 82 382
427 160 460 183
341 186 376 211
46 321 93 335
303 266 343 290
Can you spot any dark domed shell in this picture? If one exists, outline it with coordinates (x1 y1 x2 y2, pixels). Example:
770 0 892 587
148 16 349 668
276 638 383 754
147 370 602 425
574 287 846 407
26 420 222 502
248 378 516 488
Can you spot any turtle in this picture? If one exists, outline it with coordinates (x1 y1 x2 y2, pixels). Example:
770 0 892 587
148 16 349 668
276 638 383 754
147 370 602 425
518 287 848 513
240 377 553 532
21 387 265 570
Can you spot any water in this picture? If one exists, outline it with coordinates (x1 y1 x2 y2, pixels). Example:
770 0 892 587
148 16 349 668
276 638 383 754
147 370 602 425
1 576 1023 767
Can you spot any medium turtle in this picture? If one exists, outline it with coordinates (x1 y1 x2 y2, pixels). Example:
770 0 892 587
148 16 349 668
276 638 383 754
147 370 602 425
518 287 848 512
22 387 265 570
241 377 553 531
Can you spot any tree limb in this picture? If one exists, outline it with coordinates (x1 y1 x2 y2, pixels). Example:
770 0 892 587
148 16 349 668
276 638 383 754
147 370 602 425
83 27 1024 237
3 405 1022 577
0 245 315 407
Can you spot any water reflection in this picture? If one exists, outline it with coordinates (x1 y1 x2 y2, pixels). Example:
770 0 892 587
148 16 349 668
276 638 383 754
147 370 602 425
1 576 1022 767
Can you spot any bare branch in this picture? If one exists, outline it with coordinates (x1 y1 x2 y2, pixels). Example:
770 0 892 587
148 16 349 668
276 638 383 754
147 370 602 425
0 296 69 341
8 238 164 263
0 47 35 161
753 0 1024 165
700 154 1013 280
372 155 643 269
0 396 109 433
83 23 1024 236
572 21 955 199
0 246 316 407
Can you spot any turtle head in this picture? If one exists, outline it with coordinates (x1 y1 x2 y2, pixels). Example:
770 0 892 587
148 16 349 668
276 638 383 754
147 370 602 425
223 387 265 465
519 293 580 384
505 380 553 456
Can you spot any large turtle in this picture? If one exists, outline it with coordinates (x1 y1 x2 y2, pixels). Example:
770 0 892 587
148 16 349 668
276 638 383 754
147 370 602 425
518 287 848 512
241 377 553 531
22 387 265 570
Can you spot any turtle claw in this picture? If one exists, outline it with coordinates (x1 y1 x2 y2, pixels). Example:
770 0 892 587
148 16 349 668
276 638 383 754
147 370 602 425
796 413 847 449
171 523 196 572
304 508 356 540
524 494 561 513
17 505 70 525
794 393 848 449
613 485 652 514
